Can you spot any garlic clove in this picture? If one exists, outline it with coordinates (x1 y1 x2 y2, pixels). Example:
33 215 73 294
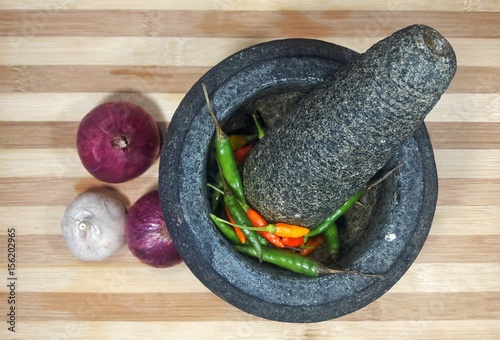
61 192 127 261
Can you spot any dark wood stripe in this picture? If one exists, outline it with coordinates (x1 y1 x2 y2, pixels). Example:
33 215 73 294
1 10 499 39
426 122 500 149
0 121 168 149
1 121 498 149
0 65 498 93
437 178 500 206
3 291 498 321
0 66 208 93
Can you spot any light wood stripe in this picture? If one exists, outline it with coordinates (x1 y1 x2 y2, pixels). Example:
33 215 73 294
1 37 499 67
16 262 210 294
0 93 182 122
0 177 161 206
2 0 500 11
2 148 498 179
1 204 499 243
434 149 500 179
0 149 161 178
3 291 498 321
0 65 498 94
9 320 500 340
1 94 499 123
1 177 499 206
12 263 500 294
431 206 500 235
3 205 499 237
1 234 497 264
2 10 499 39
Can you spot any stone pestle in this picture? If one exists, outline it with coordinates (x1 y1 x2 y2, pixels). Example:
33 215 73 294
242 24 457 228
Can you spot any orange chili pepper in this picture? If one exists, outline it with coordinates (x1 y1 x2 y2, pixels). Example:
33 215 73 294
212 218 310 239
271 223 310 238
246 208 284 248
234 144 253 165
225 207 246 244
300 235 325 256
282 237 304 248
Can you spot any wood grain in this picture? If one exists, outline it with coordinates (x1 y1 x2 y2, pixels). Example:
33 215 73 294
1 1 499 339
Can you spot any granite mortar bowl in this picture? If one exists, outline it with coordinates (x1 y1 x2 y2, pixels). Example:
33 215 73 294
159 39 438 323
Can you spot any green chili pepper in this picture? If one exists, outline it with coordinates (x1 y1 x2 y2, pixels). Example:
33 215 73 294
210 213 242 245
305 190 364 238
203 83 247 204
235 244 319 276
235 245 384 279
323 221 340 260
224 194 263 261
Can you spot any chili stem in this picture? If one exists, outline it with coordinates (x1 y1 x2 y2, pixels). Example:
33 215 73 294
252 113 266 140
366 163 403 190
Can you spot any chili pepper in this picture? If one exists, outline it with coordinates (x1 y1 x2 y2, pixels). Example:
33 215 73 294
244 206 285 248
203 83 246 204
209 214 242 245
224 194 263 261
245 208 267 227
299 235 325 256
323 221 340 260
305 190 364 238
213 216 310 238
225 206 246 244
252 113 266 139
271 223 310 238
282 237 304 248
234 144 253 165
235 245 384 279
228 134 257 150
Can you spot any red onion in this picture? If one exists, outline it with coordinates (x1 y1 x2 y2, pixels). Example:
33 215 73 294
126 190 182 268
77 101 161 183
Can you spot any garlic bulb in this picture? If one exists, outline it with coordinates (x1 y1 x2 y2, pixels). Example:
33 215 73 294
61 192 127 261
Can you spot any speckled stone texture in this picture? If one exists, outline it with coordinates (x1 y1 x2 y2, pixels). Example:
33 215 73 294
243 24 457 227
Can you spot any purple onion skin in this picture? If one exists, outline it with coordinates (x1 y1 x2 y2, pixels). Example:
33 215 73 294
126 190 182 268
77 101 161 183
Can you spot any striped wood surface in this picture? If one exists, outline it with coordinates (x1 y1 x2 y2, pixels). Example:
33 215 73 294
1 1 499 339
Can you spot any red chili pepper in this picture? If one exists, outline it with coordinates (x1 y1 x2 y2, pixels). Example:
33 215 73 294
225 206 246 244
234 144 253 165
246 208 285 248
282 237 304 248
300 235 325 256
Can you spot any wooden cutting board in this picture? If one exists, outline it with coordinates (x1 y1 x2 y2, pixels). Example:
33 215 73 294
1 1 499 339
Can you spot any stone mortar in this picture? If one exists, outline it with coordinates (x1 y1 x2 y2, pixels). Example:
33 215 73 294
160 35 440 323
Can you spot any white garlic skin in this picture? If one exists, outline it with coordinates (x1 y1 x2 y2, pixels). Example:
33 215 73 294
61 192 127 261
